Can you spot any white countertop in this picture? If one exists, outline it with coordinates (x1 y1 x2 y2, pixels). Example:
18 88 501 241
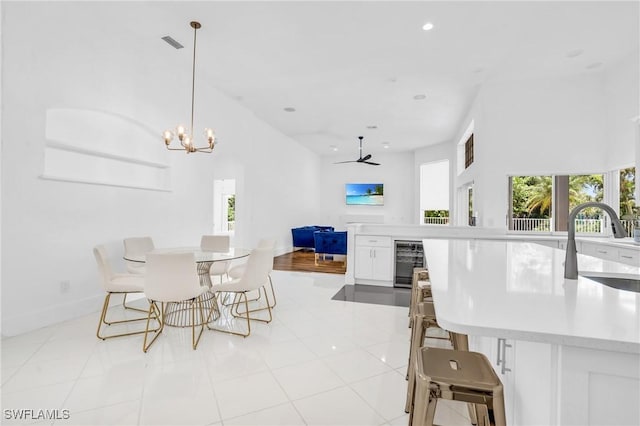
422 238 640 353
346 223 640 250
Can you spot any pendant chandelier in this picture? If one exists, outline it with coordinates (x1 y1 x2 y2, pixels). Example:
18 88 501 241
163 21 215 153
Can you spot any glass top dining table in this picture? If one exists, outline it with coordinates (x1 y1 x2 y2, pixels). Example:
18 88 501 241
124 247 251 327
123 246 251 264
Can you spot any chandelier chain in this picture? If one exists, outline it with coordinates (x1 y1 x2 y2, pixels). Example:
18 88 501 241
190 21 197 140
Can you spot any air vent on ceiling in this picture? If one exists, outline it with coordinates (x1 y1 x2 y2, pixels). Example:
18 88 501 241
161 36 184 49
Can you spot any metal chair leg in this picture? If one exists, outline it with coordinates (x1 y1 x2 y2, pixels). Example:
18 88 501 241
97 293 158 340
142 302 164 352
122 293 148 313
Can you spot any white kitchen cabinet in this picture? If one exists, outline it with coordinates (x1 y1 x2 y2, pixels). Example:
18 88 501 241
580 241 640 266
354 235 392 281
617 247 640 266
580 241 618 261
464 336 639 426
511 340 555 426
469 336 554 426
469 336 516 424
559 346 640 426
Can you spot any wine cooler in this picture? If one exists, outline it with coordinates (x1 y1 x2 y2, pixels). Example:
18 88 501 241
394 240 425 288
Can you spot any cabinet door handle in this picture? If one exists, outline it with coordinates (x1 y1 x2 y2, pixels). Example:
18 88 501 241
621 255 633 259
496 338 503 366
596 250 608 254
501 340 512 374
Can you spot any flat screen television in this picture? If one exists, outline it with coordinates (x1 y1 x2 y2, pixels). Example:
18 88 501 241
345 183 384 206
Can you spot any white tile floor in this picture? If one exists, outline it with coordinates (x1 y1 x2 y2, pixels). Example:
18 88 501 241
1 270 472 426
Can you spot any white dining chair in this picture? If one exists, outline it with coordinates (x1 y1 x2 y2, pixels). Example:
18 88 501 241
228 238 277 308
142 252 210 352
123 236 155 311
123 236 155 274
208 247 274 337
94 245 158 340
200 235 231 285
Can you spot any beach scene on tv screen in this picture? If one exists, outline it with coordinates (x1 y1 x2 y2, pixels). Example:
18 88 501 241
346 183 384 206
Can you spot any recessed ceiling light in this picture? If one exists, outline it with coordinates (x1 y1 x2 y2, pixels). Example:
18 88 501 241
330 145 338 152
366 125 378 129
586 62 603 70
382 142 390 149
283 107 296 112
422 22 434 31
413 94 427 100
565 49 584 58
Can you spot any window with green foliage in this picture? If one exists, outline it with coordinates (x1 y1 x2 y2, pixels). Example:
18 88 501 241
227 195 235 222
619 167 636 219
509 173 611 233
423 210 450 225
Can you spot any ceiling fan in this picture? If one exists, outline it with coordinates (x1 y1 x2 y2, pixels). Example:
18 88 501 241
334 136 380 166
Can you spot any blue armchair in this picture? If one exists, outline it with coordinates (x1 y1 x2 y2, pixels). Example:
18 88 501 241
291 226 334 250
313 231 347 264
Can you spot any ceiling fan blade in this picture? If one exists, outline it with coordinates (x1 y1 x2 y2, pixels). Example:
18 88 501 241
334 136 378 165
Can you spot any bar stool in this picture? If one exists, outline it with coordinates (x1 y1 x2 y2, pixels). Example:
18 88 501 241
412 347 506 426
405 301 460 412
409 268 431 328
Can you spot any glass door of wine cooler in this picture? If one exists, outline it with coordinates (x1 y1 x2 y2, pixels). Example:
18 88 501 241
394 240 424 288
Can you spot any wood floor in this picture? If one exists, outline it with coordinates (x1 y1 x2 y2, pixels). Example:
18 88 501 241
273 250 346 274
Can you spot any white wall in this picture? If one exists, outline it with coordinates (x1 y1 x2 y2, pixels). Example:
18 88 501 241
452 70 623 229
1 3 321 336
318 151 414 229
603 53 640 171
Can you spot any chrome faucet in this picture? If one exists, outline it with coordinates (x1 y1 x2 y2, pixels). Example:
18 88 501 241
564 202 626 279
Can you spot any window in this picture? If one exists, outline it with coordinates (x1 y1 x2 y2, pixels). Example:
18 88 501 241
213 179 236 234
509 168 635 235
619 167 636 235
464 134 474 169
468 186 475 226
456 121 474 176
227 195 236 231
420 160 449 225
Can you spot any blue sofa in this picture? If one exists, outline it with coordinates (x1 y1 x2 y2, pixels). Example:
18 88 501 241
314 231 347 255
291 226 334 250
313 231 347 265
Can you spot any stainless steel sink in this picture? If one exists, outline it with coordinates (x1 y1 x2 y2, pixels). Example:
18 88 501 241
581 275 640 293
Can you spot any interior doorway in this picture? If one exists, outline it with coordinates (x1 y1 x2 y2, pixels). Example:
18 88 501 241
456 182 474 226
213 179 236 234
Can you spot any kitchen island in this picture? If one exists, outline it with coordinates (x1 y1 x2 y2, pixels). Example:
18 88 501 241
344 223 639 287
422 238 640 426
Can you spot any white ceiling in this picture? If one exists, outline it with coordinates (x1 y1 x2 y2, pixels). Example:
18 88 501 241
23 1 640 157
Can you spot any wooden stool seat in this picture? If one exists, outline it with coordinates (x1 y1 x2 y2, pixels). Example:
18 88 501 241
412 347 506 426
